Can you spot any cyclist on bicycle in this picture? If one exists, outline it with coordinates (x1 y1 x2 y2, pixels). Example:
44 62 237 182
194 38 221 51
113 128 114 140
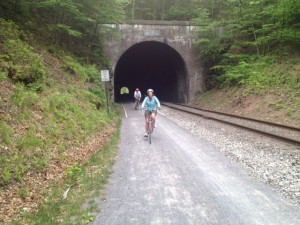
134 88 141 110
141 89 161 137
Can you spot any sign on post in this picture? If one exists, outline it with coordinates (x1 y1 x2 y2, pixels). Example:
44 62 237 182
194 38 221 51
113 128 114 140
100 70 110 82
100 70 110 114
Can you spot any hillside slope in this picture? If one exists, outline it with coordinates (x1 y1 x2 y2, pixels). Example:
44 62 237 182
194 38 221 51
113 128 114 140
196 55 300 127
0 18 117 223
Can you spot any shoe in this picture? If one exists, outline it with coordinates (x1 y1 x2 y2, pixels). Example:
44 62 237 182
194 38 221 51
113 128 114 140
144 133 148 137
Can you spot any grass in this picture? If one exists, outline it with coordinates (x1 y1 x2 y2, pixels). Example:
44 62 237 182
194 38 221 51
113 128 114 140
1 75 110 187
12 118 121 225
0 17 119 224
197 53 300 126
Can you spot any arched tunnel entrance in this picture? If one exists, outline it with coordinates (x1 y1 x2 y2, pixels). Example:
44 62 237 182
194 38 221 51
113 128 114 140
114 41 188 103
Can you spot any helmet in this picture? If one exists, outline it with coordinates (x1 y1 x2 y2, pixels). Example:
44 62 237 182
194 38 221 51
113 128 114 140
147 89 154 94
136 88 139 91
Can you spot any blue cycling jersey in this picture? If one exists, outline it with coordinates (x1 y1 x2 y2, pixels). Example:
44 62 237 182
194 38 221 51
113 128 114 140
141 96 161 111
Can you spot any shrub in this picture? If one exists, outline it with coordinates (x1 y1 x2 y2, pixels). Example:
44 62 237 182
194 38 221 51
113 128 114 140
2 39 46 84
11 83 39 109
0 71 7 81
63 55 99 82
0 120 13 145
66 163 84 182
0 18 22 41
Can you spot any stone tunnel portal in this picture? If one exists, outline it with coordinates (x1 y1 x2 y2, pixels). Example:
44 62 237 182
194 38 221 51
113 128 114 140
114 41 188 103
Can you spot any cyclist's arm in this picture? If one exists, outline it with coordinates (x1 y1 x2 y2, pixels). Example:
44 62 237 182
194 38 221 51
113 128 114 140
155 97 161 109
141 97 147 109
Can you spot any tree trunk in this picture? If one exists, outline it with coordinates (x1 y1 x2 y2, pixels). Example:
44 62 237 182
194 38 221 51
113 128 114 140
131 0 135 20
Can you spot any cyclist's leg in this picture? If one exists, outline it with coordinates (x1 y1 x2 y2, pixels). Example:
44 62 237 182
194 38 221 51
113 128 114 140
151 111 156 130
134 99 138 109
144 110 150 136
137 98 141 109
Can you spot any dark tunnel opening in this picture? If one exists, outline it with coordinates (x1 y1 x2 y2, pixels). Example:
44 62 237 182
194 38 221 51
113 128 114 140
114 41 188 103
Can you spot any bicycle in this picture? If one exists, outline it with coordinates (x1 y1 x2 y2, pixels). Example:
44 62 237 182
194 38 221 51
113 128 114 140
147 115 154 144
134 98 140 110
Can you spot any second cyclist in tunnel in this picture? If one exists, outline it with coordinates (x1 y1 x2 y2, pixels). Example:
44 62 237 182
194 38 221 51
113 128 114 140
134 88 141 110
141 89 161 137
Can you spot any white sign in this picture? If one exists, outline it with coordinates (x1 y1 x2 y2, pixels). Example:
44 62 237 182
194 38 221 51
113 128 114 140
101 70 110 82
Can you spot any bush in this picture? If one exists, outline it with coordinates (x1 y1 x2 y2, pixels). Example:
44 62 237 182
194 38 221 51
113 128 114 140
0 18 22 41
2 39 46 84
0 71 7 81
0 120 13 145
11 83 40 109
63 55 99 82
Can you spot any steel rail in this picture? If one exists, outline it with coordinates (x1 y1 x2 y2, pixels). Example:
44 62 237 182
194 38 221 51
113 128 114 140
178 104 300 132
162 103 300 147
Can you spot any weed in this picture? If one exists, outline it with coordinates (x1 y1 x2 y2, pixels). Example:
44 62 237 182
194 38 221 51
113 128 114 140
11 83 39 109
2 166 12 185
63 55 100 82
2 39 46 84
0 120 13 145
0 71 7 80
66 163 84 183
18 188 28 199
32 156 47 171
0 18 23 41
81 213 95 224
13 119 120 225
16 129 43 150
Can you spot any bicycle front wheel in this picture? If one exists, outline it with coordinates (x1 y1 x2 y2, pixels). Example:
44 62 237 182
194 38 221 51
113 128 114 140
149 120 152 144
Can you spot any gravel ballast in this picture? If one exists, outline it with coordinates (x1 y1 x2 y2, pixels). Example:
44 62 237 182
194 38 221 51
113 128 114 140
162 106 300 204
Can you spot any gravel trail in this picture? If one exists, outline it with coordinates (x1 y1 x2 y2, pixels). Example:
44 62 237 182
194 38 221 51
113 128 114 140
92 104 300 225
163 106 300 204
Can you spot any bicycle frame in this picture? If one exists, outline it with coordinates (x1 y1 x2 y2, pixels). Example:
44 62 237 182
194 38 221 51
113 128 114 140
147 113 154 144
135 98 140 110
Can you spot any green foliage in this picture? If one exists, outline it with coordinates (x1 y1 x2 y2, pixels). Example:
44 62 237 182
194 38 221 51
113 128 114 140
1 39 46 84
0 8 116 192
217 55 300 98
0 19 46 84
125 0 204 20
0 71 7 81
194 38 225 62
2 166 12 185
218 61 254 85
16 129 43 150
11 84 39 109
0 0 126 65
81 213 95 224
0 120 13 145
50 24 82 37
89 85 106 104
18 188 28 199
66 163 84 182
191 0 300 91
63 56 99 82
0 18 22 40
14 121 120 224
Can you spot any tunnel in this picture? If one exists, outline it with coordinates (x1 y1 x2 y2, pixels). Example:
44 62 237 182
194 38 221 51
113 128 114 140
114 41 188 103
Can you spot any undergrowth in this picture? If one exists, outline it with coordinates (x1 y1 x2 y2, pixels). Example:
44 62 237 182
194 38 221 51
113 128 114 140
12 117 121 225
0 18 111 187
198 53 300 125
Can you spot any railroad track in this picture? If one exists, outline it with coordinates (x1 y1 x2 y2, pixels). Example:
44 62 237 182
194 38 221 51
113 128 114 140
162 103 300 147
